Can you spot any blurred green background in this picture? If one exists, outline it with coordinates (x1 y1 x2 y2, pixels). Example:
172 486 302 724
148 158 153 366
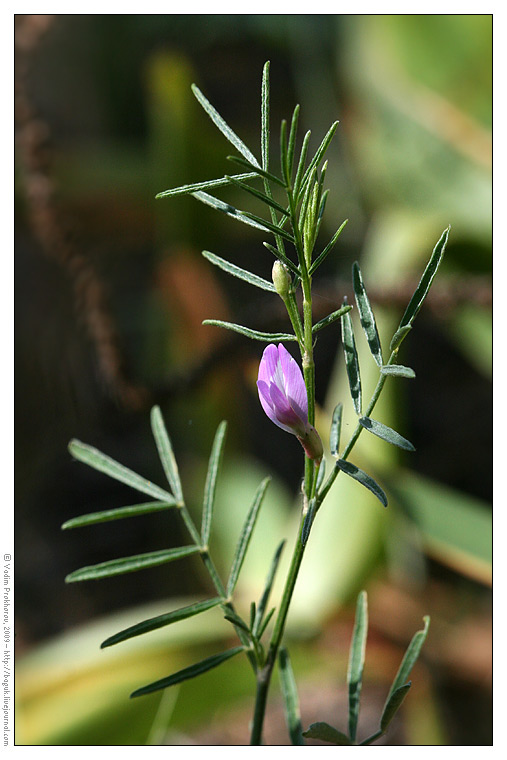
15 14 491 746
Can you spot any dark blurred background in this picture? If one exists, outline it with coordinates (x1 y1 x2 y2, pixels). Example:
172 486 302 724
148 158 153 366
15 14 491 745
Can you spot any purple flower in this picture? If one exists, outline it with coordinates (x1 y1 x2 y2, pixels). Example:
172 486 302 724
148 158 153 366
257 344 323 461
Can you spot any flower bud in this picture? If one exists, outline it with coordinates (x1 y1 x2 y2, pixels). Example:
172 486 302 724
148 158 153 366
272 260 291 300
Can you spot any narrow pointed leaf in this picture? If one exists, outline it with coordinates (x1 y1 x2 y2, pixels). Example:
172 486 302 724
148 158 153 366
150 405 183 502
191 191 270 232
68 440 172 502
61 500 177 530
316 460 326 492
202 251 275 292
262 242 300 276
192 83 260 168
359 417 415 452
65 545 200 583
301 498 317 547
202 319 297 343
398 226 450 330
352 262 383 366
227 477 271 596
330 403 343 457
253 540 285 636
347 590 368 742
227 155 286 188
257 606 275 639
303 722 352 745
101 597 223 648
223 611 250 633
224 175 289 216
280 118 289 186
380 365 416 379
335 459 387 507
239 210 295 243
312 305 352 334
386 616 430 702
293 130 311 197
261 61 270 170
309 219 348 275
380 682 412 732
287 104 300 180
201 421 227 546
130 645 244 698
298 121 339 201
279 647 304 745
390 325 412 352
155 172 258 199
341 305 362 415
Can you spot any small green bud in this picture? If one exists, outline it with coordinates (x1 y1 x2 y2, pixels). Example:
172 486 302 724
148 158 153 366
272 260 292 300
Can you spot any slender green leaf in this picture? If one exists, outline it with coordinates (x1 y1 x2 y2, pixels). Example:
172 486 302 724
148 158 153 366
279 647 304 745
68 440 172 502
201 421 227 546
280 118 289 186
227 477 271 596
261 61 270 171
301 498 317 547
330 403 343 457
312 305 352 334
386 616 430 702
240 210 295 243
192 83 260 168
316 459 326 491
61 500 177 530
380 365 416 379
347 590 368 743
202 251 275 292
202 319 297 343
155 172 258 199
101 597 223 648
398 226 450 330
380 682 412 732
249 601 257 631
309 219 348 275
341 304 362 415
223 611 250 634
257 606 275 639
65 545 200 583
287 105 300 180
253 540 285 636
297 121 339 201
359 417 415 452
130 645 244 698
390 325 412 352
352 262 383 366
224 175 289 217
227 155 286 188
302 722 352 745
335 459 387 507
293 130 311 198
150 405 183 502
191 191 270 232
262 241 300 276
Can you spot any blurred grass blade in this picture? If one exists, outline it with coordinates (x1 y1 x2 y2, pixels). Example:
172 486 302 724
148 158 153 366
341 305 362 415
150 406 183 502
302 722 352 745
298 121 339 201
227 477 271 596
263 242 300 276
330 403 343 457
380 365 416 379
352 262 383 366
68 440 172 502
347 590 368 743
191 83 260 168
101 597 223 648
65 545 200 583
279 647 304 745
398 227 450 330
253 540 285 636
201 421 228 546
202 251 276 292
385 616 430 702
309 219 348 275
224 175 289 216
61 500 177 530
380 682 412 733
203 319 297 342
155 172 258 199
261 61 270 170
191 191 271 232
336 459 387 507
390 325 412 353
312 305 352 334
130 645 244 698
359 417 415 452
